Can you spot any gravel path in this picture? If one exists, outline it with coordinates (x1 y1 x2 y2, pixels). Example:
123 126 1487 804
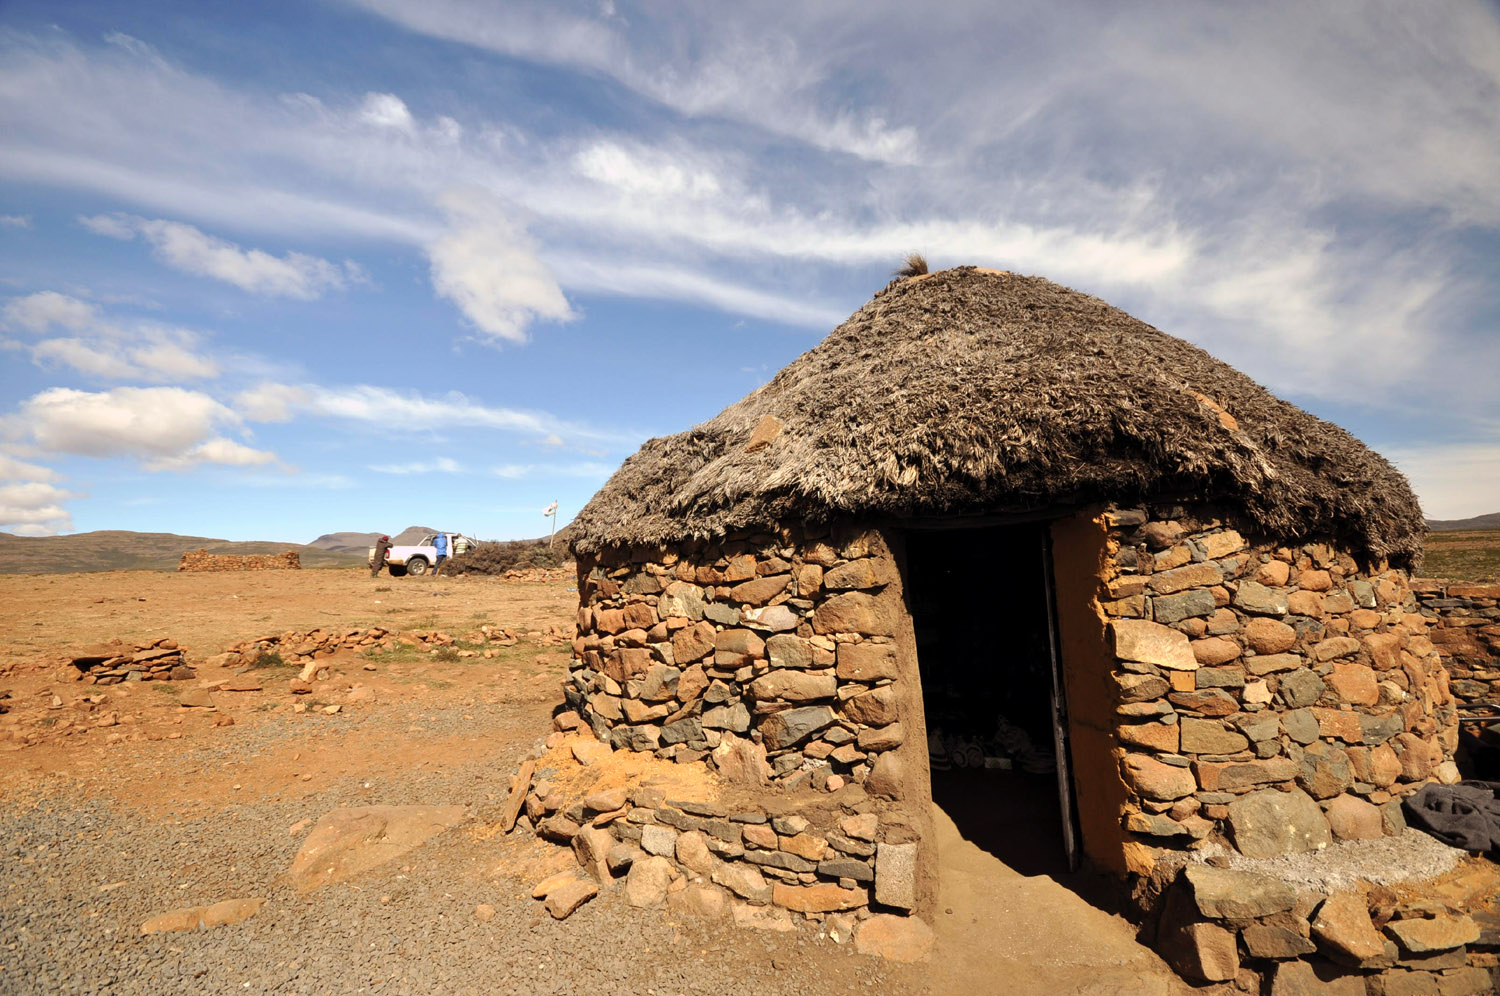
0 714 920 995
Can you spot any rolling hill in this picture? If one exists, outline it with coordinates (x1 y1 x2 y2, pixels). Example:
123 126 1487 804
0 530 367 574
1426 512 1500 532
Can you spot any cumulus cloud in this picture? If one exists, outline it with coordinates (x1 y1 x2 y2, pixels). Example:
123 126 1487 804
427 191 575 344
7 386 274 471
358 92 415 130
2 290 220 381
79 213 363 298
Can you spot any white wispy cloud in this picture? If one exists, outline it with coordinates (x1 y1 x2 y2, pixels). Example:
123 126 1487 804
491 461 614 479
1384 442 1500 521
370 457 462 474
234 381 630 444
2 290 220 381
0 214 31 229
79 213 363 298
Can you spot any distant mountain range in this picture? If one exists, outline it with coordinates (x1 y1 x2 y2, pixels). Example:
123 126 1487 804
0 525 441 575
1425 512 1500 532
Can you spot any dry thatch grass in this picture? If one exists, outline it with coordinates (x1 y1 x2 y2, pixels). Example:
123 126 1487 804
571 267 1424 568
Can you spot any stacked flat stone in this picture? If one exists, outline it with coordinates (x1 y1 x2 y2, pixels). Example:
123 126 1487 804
1412 580 1500 715
1151 863 1493 993
525 774 918 926
212 624 532 667
68 639 195 685
567 525 906 793
1102 506 1459 863
177 550 301 571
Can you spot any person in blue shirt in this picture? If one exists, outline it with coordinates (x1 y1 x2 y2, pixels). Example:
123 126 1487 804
433 532 448 570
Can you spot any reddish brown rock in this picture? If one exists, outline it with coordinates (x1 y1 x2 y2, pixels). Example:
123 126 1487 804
1311 892 1390 967
812 593 897 636
1327 662 1379 706
140 897 265 934
730 574 790 606
1123 754 1196 800
835 642 898 681
855 914 934 963
1191 638 1240 666
772 882 865 913
1119 721 1179 752
1244 618 1297 654
672 621 717 664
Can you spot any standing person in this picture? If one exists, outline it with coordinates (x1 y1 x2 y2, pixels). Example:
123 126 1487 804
432 531 448 576
370 535 391 577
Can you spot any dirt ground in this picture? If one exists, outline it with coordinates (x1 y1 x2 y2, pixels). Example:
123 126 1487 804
0 567 1203 994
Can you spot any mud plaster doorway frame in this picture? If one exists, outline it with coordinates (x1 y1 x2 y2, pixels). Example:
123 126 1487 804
897 514 1084 874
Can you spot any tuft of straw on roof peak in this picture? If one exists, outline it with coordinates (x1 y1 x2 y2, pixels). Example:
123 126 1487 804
894 253 929 278
571 267 1424 567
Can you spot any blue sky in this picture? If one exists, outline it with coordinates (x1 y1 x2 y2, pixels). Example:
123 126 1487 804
2 0 1498 542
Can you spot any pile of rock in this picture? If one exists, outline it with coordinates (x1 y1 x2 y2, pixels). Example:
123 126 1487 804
178 550 301 571
1150 863 1493 993
1100 508 1457 862
1413 580 1500 715
515 733 931 961
566 526 908 796
208 624 531 669
64 639 195 685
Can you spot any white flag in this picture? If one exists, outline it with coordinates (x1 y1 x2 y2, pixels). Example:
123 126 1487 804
542 501 558 517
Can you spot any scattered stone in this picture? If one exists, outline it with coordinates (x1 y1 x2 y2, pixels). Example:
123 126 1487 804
139 897 265 934
543 877 598 919
1311 892 1392 968
854 914 934 963
287 805 467 893
624 855 675 907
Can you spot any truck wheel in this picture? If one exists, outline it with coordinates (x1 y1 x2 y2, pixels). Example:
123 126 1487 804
406 557 430 577
387 564 407 577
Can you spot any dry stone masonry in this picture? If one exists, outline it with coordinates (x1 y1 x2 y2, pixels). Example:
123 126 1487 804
64 639 195 685
566 524 908 797
1099 506 1458 865
1412 579 1500 716
178 550 301 571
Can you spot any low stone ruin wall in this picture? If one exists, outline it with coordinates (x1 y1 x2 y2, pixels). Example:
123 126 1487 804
62 638 195 684
178 550 301 572
1412 580 1500 714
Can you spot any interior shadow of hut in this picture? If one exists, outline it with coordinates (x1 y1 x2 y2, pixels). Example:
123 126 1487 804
902 519 1079 881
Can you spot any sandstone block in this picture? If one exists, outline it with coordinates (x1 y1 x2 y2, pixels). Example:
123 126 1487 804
812 592 896 636
672 621 718 664
1242 924 1316 959
772 882 866 913
874 841 917 911
842 685 898 726
1191 637 1240 665
856 722 905 751
1183 863 1296 918
1112 620 1197 671
1235 581 1289 616
1245 618 1297 654
1384 916 1480 954
730 574 790 606
835 642 898 681
1324 795 1383 840
750 670 837 702
625 855 675 907
1119 721 1179 753
855 914 934 963
765 634 813 669
1123 754 1196 800
822 558 897 590
1150 562 1223 594
1153 589 1217 624
1327 662 1378 706
1311 891 1390 968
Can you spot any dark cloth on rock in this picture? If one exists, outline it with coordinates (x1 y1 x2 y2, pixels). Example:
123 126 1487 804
1402 781 1500 854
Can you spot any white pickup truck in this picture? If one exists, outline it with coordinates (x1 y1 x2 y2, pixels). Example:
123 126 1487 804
371 533 471 577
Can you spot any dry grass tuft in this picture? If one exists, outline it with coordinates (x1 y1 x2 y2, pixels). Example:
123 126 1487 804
894 252 929 277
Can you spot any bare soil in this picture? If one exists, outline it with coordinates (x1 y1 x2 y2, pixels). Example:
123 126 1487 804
0 567 1201 994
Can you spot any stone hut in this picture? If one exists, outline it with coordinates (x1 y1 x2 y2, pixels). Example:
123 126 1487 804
561 267 1457 965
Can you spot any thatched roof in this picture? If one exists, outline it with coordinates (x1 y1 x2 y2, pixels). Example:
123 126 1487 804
571 267 1423 567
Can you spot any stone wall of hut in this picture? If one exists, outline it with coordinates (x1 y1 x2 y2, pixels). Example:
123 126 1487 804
1412 579 1500 715
567 524 933 923
562 506 1463 969
1099 506 1458 870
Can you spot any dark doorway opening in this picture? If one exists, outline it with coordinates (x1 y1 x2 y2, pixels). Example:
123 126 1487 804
904 520 1077 878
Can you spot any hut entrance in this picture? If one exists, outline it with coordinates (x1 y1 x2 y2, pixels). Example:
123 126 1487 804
903 520 1080 876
